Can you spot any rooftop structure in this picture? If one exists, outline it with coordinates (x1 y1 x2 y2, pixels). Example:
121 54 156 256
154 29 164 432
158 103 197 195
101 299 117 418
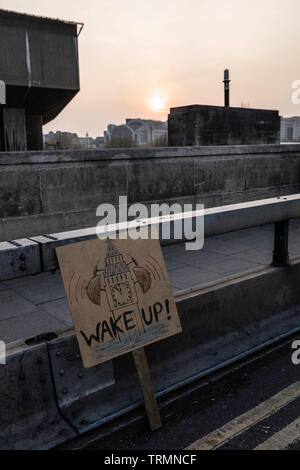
168 71 280 146
168 104 280 146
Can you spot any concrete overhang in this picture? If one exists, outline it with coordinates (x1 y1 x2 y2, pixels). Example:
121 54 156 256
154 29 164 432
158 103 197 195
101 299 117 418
0 8 82 123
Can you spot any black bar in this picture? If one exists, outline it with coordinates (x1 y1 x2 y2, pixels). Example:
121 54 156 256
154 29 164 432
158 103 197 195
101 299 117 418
223 69 230 107
273 220 290 266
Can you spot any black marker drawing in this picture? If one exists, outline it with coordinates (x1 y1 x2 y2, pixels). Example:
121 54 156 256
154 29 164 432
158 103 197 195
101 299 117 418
81 240 158 346
87 240 152 308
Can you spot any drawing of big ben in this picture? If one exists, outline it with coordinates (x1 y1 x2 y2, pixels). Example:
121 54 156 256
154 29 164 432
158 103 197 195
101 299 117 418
87 241 152 339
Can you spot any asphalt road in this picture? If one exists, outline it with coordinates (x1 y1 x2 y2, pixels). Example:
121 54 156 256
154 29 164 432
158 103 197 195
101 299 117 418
93 337 300 451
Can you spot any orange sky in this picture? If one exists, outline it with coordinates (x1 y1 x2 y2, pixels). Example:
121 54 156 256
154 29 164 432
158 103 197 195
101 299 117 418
1 0 300 137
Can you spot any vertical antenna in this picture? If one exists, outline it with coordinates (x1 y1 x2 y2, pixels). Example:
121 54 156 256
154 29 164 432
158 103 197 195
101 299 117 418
223 69 230 107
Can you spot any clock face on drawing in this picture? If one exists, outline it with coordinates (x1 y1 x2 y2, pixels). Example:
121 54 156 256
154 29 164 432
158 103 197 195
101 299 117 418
111 282 134 308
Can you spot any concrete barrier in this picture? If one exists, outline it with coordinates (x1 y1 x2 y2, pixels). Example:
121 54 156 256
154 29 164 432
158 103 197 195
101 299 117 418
0 342 76 450
49 262 300 435
30 229 96 272
1 144 300 241
0 239 41 281
1 261 300 448
48 334 116 433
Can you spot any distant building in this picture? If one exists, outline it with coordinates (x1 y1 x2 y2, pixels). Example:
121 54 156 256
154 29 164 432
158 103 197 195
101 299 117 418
280 117 300 142
78 133 95 149
44 131 105 150
104 119 168 146
94 136 105 149
44 131 80 150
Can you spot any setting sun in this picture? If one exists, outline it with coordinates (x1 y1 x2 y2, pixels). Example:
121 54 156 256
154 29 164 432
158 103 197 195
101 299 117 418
148 94 166 113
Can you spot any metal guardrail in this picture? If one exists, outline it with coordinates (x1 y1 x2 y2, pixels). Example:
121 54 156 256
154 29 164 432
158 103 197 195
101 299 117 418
1 194 300 280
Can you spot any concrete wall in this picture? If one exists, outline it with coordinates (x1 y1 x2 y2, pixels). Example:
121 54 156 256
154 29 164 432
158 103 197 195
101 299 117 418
0 144 300 241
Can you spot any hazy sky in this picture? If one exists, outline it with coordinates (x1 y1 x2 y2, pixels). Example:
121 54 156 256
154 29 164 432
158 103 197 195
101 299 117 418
1 0 300 137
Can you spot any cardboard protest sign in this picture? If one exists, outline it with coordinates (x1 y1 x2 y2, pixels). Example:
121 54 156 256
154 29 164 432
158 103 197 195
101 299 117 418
56 234 182 368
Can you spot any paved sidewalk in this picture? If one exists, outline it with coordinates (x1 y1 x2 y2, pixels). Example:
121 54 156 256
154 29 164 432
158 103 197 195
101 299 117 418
0 220 299 344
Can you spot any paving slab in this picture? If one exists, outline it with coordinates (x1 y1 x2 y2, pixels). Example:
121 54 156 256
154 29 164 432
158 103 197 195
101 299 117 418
210 231 258 245
204 237 269 256
38 298 72 326
0 289 39 321
165 258 187 271
164 247 230 267
205 258 261 276
4 272 66 305
239 235 273 250
0 309 65 343
235 247 272 265
168 266 222 290
163 244 183 257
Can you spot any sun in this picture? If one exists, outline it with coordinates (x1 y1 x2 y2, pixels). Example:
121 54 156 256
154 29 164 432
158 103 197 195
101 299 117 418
148 94 166 113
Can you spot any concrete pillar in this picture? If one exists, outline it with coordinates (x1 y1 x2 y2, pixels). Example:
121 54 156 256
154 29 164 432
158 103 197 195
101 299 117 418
26 115 44 150
0 108 27 151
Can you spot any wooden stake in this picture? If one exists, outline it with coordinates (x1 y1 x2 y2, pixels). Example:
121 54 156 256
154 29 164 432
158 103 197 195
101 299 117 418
132 347 162 432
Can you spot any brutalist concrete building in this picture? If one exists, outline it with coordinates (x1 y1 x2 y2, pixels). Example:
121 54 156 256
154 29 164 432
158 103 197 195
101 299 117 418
0 9 81 151
168 104 280 146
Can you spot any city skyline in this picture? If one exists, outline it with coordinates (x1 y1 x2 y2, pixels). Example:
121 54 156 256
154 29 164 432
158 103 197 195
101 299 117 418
1 0 300 137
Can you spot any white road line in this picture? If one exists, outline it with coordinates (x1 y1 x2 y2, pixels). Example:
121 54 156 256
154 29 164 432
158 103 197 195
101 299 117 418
255 417 300 450
186 381 300 450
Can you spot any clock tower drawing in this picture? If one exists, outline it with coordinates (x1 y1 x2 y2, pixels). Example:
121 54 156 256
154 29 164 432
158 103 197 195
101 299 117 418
87 240 152 341
104 240 138 312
